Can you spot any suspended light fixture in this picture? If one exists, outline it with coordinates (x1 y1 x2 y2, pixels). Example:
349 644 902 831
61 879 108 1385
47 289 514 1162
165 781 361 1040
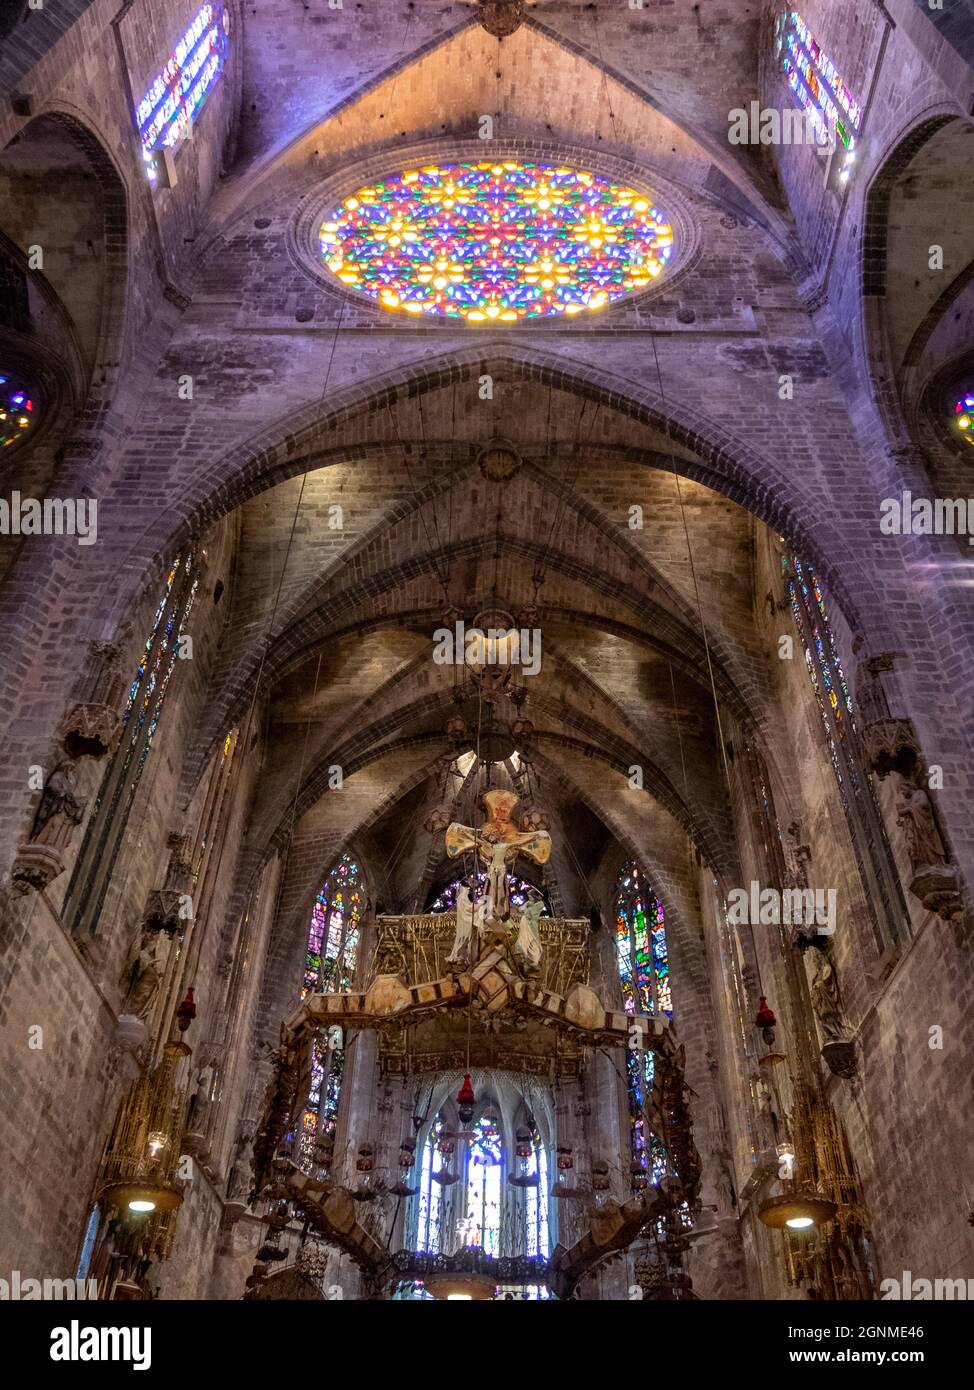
754 995 777 1046
758 1192 837 1230
456 1074 476 1127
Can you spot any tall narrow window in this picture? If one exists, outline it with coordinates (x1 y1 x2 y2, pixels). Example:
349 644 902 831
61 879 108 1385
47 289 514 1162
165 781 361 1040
524 1120 549 1260
64 555 200 937
774 10 863 150
615 862 671 1190
298 853 364 1168
136 3 231 181
461 1113 504 1256
784 554 909 950
415 1118 447 1255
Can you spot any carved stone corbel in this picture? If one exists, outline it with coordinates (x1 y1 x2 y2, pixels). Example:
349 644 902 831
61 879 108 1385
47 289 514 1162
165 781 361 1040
58 641 125 759
142 831 194 934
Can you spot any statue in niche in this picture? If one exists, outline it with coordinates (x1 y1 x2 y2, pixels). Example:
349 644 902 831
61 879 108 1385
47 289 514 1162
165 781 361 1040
893 773 948 873
186 1057 218 1133
810 954 845 1043
226 1131 253 1203
810 951 857 1079
446 880 486 967
512 887 545 975
120 926 169 1021
29 762 86 845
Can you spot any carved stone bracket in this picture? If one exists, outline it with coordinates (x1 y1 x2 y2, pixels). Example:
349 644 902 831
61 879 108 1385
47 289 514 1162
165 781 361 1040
908 863 963 920
59 641 125 759
11 841 68 895
861 718 921 780
821 1038 858 1080
141 832 194 933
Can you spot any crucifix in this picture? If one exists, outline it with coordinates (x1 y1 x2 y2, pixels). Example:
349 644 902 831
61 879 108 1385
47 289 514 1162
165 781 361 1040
445 789 552 925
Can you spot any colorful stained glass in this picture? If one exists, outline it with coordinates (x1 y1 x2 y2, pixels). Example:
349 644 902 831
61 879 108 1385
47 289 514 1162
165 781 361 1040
775 10 862 150
298 853 363 1168
319 161 674 322
615 862 671 1189
0 373 35 449
427 872 549 915
416 1119 446 1255
525 1122 550 1261
955 391 974 447
136 3 230 181
465 1115 504 1256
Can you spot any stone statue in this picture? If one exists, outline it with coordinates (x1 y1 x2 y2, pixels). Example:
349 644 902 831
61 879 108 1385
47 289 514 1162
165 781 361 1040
186 1058 218 1131
512 888 544 975
894 774 947 873
446 882 486 966
120 926 170 1020
810 953 845 1043
226 1130 253 1202
30 763 86 845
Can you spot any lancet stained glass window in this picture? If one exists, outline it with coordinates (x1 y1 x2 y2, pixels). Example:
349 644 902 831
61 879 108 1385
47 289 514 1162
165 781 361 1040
320 161 674 322
784 553 908 950
774 10 863 150
427 873 549 915
955 390 974 448
64 554 199 937
298 854 363 1168
615 862 671 1189
136 3 230 181
462 1115 504 1256
0 372 34 449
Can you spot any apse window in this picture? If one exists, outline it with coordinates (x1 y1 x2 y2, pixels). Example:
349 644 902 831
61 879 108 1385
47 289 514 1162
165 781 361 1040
774 10 862 155
0 373 35 449
318 161 674 322
955 391 974 448
135 2 231 183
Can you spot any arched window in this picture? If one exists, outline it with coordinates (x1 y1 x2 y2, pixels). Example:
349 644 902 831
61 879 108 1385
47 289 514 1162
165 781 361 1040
412 1092 551 1260
461 1113 504 1255
136 3 231 181
615 862 671 1190
784 554 908 951
427 873 549 915
774 9 862 151
0 371 35 449
64 554 200 937
298 853 364 1168
523 1118 549 1260
954 390 974 447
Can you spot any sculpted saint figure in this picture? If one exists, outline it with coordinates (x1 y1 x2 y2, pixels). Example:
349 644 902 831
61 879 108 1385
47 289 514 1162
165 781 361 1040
894 774 947 873
446 881 487 966
513 887 545 975
30 763 86 845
